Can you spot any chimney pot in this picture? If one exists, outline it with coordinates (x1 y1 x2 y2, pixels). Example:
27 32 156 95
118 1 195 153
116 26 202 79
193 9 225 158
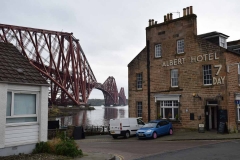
186 7 190 15
155 21 157 25
190 6 193 14
149 19 151 26
167 14 170 21
151 19 154 25
170 13 173 20
164 15 167 22
183 8 186 17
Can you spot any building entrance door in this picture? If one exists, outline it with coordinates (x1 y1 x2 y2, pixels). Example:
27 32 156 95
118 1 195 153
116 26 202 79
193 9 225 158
205 100 218 131
209 106 217 130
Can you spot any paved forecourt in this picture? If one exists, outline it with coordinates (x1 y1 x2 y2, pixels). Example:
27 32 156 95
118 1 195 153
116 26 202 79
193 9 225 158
76 130 240 160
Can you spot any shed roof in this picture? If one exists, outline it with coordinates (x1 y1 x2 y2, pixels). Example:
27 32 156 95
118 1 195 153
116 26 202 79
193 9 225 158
0 42 48 85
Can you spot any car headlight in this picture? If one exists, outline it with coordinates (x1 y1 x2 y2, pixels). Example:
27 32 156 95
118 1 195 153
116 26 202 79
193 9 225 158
146 130 152 133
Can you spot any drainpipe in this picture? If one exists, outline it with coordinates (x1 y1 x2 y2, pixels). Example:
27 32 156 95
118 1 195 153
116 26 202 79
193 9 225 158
147 40 150 122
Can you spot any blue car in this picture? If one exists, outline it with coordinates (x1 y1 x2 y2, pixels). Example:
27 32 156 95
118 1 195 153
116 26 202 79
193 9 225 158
136 120 173 139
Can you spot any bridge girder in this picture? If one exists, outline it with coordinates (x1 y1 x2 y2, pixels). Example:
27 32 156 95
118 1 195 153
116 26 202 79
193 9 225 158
0 24 127 106
95 77 127 106
119 87 127 106
0 23 97 105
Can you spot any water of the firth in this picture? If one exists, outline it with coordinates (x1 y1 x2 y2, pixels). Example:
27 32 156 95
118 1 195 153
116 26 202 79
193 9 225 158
57 105 129 127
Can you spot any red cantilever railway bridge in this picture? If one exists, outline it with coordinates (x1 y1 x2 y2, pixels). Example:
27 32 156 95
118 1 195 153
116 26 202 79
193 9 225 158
0 24 126 106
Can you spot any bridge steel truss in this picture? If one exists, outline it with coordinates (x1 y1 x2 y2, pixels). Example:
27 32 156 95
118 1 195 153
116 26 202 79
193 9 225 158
95 77 127 106
0 24 97 105
118 87 127 106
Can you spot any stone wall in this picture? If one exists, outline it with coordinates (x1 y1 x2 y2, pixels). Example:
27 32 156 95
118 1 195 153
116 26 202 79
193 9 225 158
128 10 240 131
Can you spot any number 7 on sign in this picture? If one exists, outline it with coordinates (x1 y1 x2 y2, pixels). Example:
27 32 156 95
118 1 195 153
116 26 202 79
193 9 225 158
214 64 222 76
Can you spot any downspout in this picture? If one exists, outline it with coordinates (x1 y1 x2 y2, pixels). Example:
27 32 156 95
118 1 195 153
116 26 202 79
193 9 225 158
147 40 150 122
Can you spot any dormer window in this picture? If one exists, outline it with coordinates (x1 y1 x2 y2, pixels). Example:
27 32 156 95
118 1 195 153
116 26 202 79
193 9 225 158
198 32 229 49
219 37 227 49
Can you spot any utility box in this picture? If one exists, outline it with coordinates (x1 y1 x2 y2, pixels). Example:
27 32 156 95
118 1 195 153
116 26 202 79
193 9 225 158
73 126 85 140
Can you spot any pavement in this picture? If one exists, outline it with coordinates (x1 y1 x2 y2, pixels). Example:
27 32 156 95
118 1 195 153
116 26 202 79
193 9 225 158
76 129 240 160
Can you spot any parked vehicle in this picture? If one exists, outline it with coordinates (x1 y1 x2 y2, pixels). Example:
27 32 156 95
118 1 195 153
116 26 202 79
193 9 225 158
136 119 173 139
109 118 145 139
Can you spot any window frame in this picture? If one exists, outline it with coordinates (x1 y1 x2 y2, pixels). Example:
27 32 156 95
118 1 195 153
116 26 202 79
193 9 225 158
136 73 143 90
219 37 227 48
155 44 162 58
160 100 179 120
177 39 184 54
203 65 212 85
171 69 178 87
137 102 142 118
6 90 39 125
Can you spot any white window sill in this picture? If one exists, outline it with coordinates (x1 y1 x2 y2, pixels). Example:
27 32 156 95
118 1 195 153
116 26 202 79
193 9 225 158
6 115 37 118
177 52 184 54
6 122 38 127
203 84 212 86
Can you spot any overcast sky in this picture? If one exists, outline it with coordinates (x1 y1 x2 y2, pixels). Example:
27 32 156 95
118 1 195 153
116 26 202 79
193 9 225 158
1 0 239 99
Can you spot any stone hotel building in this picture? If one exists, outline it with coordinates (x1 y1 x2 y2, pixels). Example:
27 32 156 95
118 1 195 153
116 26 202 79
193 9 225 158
128 6 240 132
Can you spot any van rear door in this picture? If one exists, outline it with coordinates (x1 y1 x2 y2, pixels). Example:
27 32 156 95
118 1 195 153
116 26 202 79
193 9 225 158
109 119 121 134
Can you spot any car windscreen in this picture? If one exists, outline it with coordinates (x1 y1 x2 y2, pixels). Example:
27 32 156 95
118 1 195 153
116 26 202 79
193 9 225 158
142 122 157 128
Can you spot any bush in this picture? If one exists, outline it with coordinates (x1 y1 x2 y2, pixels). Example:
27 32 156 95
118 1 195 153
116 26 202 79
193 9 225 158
47 138 62 153
33 141 50 154
55 138 82 157
56 129 66 140
33 135 82 157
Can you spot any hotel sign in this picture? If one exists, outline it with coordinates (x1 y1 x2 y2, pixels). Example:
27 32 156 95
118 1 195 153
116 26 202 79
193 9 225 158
162 52 219 67
162 52 225 85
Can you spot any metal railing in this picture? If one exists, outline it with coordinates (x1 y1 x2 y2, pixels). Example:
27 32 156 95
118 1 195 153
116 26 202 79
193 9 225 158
84 125 110 136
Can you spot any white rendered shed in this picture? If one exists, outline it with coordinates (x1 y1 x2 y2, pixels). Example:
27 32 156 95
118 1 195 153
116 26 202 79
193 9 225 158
0 42 49 156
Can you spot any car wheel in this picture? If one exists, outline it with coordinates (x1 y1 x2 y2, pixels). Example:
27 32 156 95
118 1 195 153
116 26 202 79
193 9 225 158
124 131 130 139
112 135 118 139
152 132 157 139
169 128 173 135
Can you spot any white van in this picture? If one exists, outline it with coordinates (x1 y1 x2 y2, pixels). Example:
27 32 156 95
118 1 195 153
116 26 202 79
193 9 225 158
109 118 145 139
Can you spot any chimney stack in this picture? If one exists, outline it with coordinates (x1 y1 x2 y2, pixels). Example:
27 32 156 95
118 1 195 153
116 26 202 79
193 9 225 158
190 6 193 14
170 13 173 20
164 15 167 22
183 8 186 16
186 7 189 15
183 6 193 16
151 6 194 27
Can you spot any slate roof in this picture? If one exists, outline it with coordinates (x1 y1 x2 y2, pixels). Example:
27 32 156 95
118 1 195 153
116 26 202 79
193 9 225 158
198 31 229 38
0 42 48 85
